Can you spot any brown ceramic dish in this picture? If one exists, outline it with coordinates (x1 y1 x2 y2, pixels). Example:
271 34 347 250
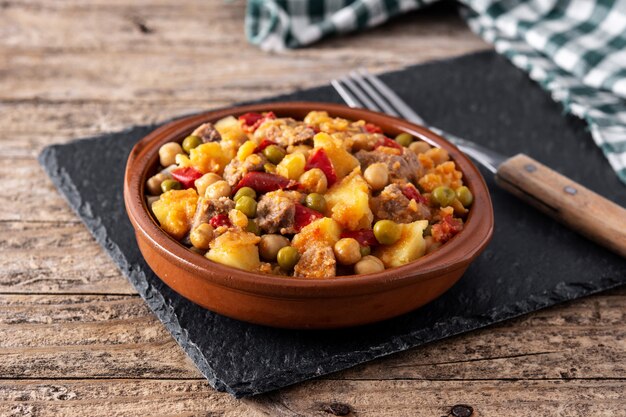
124 102 494 329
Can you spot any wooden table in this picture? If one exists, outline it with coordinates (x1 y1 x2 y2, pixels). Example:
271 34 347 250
2 1 624 416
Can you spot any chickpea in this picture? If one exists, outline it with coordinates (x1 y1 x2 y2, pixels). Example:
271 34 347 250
145 195 159 207
189 223 214 250
229 209 249 229
159 142 184 167
299 168 328 194
354 255 385 275
194 173 222 197
424 236 441 254
259 234 290 261
363 163 389 191
146 173 168 195
205 180 231 199
409 141 432 155
333 238 362 265
425 147 449 165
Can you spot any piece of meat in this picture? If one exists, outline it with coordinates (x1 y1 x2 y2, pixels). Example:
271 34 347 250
355 148 424 183
294 244 336 279
222 153 267 187
370 184 431 223
254 118 315 147
256 190 303 234
192 122 222 143
190 196 235 231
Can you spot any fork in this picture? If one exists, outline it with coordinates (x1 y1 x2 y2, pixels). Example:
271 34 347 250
331 69 626 259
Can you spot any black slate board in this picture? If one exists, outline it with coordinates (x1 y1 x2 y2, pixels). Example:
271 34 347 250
39 51 626 397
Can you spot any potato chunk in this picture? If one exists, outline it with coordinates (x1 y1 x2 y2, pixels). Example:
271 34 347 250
206 230 261 271
324 169 373 231
374 220 429 268
151 189 198 240
184 142 233 175
292 217 342 251
313 132 359 180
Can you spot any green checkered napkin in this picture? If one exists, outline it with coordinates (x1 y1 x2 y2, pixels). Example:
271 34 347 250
246 0 626 184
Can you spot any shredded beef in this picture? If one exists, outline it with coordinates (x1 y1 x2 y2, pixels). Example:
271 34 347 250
192 122 221 143
222 153 267 187
371 184 431 223
294 244 336 278
355 148 424 183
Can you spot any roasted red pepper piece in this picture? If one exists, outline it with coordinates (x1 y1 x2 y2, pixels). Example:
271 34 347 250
209 214 231 228
374 137 403 151
239 111 276 133
294 203 324 232
431 215 463 243
254 139 277 153
233 172 298 194
305 148 337 186
402 184 428 204
170 166 203 189
364 123 383 134
340 229 378 247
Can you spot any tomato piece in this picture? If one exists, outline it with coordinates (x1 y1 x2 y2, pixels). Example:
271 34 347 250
374 137 403 151
209 214 231 228
239 112 276 133
402 184 428 204
364 123 383 134
305 148 337 186
233 172 299 194
170 166 203 189
254 139 276 153
340 229 378 247
294 204 324 232
431 215 463 243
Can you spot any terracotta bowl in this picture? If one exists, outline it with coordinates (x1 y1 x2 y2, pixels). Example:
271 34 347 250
124 102 494 329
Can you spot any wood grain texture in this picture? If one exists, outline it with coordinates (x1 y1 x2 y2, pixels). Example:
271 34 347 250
2 0 624 415
496 154 626 258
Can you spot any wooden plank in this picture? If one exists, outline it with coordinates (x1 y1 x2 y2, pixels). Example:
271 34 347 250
0 379 262 417
0 1 488 104
0 294 623 381
0 379 623 417
251 379 626 417
0 221 134 294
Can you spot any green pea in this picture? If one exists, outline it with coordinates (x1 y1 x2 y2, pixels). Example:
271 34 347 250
161 179 182 193
455 186 474 207
277 246 300 270
305 193 327 213
182 135 202 153
264 163 277 174
246 220 261 236
395 132 414 147
263 145 286 164
359 245 371 257
373 220 402 245
235 196 257 218
432 186 456 207
234 186 256 202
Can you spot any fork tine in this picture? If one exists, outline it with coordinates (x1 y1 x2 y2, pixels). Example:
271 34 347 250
338 76 383 112
348 70 400 118
330 79 362 109
358 68 425 125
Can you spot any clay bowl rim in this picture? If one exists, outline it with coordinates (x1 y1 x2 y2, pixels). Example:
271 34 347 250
124 101 494 299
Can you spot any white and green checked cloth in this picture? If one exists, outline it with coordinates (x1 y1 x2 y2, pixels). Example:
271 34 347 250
246 0 626 184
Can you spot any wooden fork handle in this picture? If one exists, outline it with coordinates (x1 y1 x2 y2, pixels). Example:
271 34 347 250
495 153 626 259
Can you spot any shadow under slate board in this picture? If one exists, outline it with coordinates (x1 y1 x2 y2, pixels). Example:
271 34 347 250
39 51 626 397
